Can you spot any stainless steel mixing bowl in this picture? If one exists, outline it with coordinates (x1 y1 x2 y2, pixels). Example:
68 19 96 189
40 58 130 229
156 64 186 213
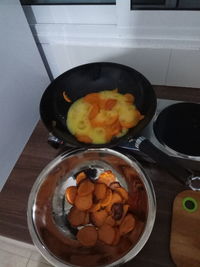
27 148 156 267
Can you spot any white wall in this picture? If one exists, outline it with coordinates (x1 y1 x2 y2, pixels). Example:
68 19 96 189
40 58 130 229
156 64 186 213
0 0 49 190
23 2 200 88
38 43 200 88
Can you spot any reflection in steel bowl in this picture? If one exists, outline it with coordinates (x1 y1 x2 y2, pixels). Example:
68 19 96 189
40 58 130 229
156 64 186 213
28 149 156 267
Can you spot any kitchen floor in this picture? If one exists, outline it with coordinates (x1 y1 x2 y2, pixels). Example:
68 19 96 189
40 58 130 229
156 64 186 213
0 236 52 267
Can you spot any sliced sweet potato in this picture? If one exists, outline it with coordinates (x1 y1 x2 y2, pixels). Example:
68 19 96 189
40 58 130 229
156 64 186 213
105 191 123 213
76 171 86 185
105 120 121 141
89 202 101 212
91 110 118 128
115 187 129 202
104 99 117 110
76 134 92 144
77 226 97 247
124 93 135 103
112 228 121 246
84 212 90 225
98 98 107 109
111 203 123 220
116 204 129 225
109 181 121 190
105 113 119 126
98 224 116 245
65 186 77 205
74 193 93 211
84 93 100 105
77 179 95 196
91 209 108 227
100 188 112 207
98 170 116 186
68 207 86 227
104 215 116 227
94 183 107 201
119 214 136 235
128 220 145 244
120 110 144 129
63 91 72 103
88 103 99 120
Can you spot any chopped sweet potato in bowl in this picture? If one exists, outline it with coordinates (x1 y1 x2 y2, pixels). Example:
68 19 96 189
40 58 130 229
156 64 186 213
65 168 143 249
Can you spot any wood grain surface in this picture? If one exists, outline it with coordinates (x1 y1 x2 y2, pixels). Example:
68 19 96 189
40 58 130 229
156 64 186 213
170 190 200 267
0 86 199 267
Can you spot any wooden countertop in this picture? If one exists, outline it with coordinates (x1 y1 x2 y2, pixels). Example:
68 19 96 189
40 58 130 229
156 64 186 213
0 86 199 267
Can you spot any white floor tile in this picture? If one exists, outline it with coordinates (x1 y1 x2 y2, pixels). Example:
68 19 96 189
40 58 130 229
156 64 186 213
26 260 53 267
0 236 34 258
30 250 51 265
0 249 28 267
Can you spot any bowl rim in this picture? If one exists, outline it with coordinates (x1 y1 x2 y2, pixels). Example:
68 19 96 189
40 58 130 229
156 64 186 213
27 148 156 267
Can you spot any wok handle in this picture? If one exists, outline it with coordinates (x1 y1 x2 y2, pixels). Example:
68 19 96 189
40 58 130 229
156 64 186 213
134 137 193 185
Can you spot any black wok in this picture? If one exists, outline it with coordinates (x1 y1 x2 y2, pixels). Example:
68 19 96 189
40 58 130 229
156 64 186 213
40 62 197 188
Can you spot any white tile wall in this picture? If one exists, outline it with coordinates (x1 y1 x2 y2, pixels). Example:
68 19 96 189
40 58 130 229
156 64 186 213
166 49 200 88
41 43 200 88
45 44 171 85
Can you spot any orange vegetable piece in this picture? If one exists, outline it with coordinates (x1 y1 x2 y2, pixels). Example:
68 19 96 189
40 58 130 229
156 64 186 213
119 214 136 235
124 93 135 103
88 103 100 120
84 212 90 225
84 93 100 104
89 202 101 212
115 187 129 202
91 110 118 128
68 207 86 227
76 171 86 185
78 179 95 196
104 215 116 227
111 203 124 220
111 191 123 205
98 170 116 186
106 192 123 213
104 99 117 110
65 186 77 205
112 228 121 246
109 182 121 190
94 183 107 201
76 134 92 144
63 91 72 102
99 98 107 109
128 220 145 244
98 224 116 245
100 188 112 207
104 113 119 126
77 226 97 247
105 120 121 142
116 204 129 225
91 210 108 227
74 193 93 211
120 111 144 129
